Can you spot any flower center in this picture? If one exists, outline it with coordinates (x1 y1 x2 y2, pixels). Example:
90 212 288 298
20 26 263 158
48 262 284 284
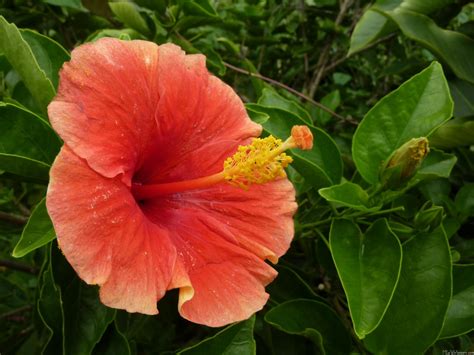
132 125 313 200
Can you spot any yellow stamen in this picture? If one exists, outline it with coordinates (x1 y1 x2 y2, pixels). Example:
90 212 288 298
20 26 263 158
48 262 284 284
223 135 297 189
132 125 314 199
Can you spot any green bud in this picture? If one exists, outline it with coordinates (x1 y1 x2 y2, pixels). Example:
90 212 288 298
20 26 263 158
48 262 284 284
450 249 461 263
414 202 444 231
380 137 429 189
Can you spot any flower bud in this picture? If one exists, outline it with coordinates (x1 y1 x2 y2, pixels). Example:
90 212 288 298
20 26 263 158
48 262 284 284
414 202 444 232
380 137 429 189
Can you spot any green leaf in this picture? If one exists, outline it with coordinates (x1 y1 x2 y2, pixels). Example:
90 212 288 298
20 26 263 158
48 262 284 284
51 247 116 355
12 197 55 258
92 321 131 355
348 10 395 55
449 79 474 118
20 29 70 89
429 118 474 148
41 0 87 11
246 104 342 188
265 299 351 355
178 0 218 18
267 265 326 304
109 2 151 36
349 0 453 55
86 29 145 42
330 219 402 339
364 226 452 354
440 264 474 338
352 62 453 185
319 181 378 211
455 183 474 217
0 16 56 113
314 89 340 126
37 246 65 355
416 148 457 179
178 316 256 355
246 106 270 125
258 88 312 124
377 8 474 83
0 103 61 182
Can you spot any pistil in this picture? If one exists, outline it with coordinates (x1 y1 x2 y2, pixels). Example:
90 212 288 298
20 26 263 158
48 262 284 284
132 125 313 200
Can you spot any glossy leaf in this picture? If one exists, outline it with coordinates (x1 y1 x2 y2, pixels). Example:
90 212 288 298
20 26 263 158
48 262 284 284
319 181 378 211
247 104 342 188
314 89 340 126
364 227 452 354
12 197 55 258
352 62 453 184
51 247 116 355
267 265 326 304
330 219 402 338
109 2 151 36
258 88 312 124
348 10 395 55
430 118 474 148
378 8 474 84
440 264 474 338
349 0 453 55
416 148 457 179
0 16 55 112
20 29 70 89
0 103 61 182
265 299 351 355
41 0 87 11
178 0 218 18
178 316 256 355
455 183 474 217
37 248 65 355
92 321 131 355
449 79 474 118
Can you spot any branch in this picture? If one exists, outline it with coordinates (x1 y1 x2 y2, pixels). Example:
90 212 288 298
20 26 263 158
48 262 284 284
323 33 397 75
223 62 358 125
0 305 32 320
0 259 38 275
308 0 354 98
0 211 28 226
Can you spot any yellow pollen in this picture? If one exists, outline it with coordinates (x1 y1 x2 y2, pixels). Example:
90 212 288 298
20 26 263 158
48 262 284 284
132 125 314 200
223 135 294 189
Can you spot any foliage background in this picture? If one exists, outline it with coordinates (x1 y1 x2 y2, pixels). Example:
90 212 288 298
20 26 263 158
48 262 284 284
0 0 473 354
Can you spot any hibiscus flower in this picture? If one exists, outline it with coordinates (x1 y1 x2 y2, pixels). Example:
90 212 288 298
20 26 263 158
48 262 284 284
46 38 312 327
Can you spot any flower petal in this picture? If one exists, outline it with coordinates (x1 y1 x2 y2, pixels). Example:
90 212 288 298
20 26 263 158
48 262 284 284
134 44 261 184
47 147 176 314
48 38 162 185
49 39 260 186
142 179 295 326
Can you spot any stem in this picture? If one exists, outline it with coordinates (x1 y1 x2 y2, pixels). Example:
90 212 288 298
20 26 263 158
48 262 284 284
315 228 331 249
307 0 353 97
344 206 405 219
0 259 38 275
223 62 357 125
300 217 333 229
368 206 405 216
0 211 28 226
0 305 32 320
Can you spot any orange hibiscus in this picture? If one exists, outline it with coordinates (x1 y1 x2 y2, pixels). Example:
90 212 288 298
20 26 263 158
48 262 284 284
46 38 311 327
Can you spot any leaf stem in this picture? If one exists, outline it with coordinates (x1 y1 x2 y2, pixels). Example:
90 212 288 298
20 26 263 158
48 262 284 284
300 217 333 229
